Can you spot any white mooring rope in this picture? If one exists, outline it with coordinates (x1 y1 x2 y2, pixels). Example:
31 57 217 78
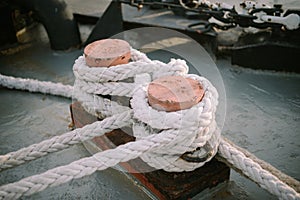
131 73 220 172
0 74 73 98
0 111 132 171
0 48 299 200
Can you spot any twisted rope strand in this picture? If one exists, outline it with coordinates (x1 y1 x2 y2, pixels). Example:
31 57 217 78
75 80 136 97
73 89 130 118
217 137 300 194
0 73 129 119
1 135 299 200
0 111 132 171
218 138 300 200
130 74 220 172
0 74 73 98
0 129 195 200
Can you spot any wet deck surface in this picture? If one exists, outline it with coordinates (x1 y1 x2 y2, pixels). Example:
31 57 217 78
0 1 300 199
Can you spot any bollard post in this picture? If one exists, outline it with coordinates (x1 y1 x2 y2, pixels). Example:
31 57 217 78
80 38 131 105
70 39 230 199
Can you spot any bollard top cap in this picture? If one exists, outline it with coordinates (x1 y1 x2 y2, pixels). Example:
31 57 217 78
84 39 131 67
148 76 204 112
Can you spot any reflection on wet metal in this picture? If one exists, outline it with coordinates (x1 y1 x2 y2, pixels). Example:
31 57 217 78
181 143 214 163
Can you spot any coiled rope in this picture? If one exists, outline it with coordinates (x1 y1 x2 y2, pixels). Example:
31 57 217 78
131 73 220 172
0 48 299 200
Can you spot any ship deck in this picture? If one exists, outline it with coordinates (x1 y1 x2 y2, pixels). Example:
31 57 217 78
0 0 299 199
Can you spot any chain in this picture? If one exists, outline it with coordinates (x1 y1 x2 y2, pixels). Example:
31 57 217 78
118 0 300 32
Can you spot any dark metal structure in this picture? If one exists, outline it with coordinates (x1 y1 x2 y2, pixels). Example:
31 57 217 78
85 2 123 45
0 1 18 48
79 0 300 72
1 0 299 71
231 30 300 73
1 0 81 50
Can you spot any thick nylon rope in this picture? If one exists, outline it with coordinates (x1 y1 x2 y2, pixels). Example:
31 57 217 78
218 139 300 200
217 138 300 194
0 77 299 200
0 47 299 199
73 57 189 98
0 48 189 171
131 73 220 172
0 137 299 200
73 89 131 118
0 111 132 171
0 74 73 98
74 52 220 172
0 129 192 199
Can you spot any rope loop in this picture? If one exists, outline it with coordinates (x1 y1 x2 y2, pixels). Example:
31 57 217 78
71 46 221 172
131 73 220 171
